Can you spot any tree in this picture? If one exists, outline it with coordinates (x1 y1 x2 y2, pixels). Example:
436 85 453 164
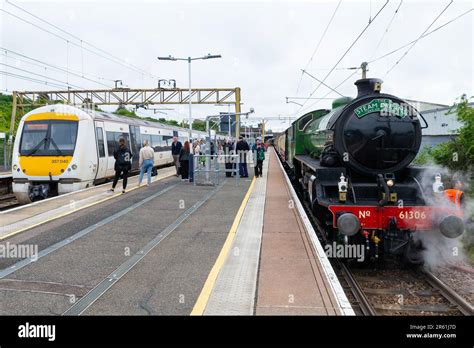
431 95 474 173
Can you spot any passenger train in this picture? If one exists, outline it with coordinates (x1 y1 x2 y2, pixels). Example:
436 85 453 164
11 104 222 203
275 77 465 264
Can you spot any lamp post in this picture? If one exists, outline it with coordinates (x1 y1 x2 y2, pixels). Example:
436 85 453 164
157 54 222 140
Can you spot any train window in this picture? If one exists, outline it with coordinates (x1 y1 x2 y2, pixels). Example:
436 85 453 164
163 135 173 149
150 135 162 152
163 135 173 147
106 132 116 156
120 133 130 147
106 131 130 156
141 134 151 147
298 113 313 131
96 127 105 158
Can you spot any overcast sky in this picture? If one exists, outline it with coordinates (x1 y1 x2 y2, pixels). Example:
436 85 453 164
1 0 473 132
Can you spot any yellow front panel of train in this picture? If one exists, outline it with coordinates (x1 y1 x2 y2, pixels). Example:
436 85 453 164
19 156 73 176
19 112 79 176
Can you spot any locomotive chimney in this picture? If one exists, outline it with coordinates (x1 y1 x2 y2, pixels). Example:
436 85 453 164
354 78 383 98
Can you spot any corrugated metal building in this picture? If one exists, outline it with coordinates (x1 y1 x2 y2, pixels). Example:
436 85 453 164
406 100 473 150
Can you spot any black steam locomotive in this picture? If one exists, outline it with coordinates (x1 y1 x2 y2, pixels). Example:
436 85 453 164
275 78 464 264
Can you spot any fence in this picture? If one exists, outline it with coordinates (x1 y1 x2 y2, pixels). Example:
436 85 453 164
192 152 253 186
0 134 11 171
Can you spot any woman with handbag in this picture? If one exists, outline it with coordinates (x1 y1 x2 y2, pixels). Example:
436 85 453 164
138 140 155 187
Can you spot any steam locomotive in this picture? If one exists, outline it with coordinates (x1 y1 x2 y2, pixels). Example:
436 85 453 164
275 78 464 264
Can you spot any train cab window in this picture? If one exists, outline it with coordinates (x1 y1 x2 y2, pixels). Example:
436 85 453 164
298 113 313 131
20 120 78 156
50 123 77 151
96 127 105 158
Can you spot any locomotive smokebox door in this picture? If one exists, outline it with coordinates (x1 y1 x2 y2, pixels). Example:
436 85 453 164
331 78 423 177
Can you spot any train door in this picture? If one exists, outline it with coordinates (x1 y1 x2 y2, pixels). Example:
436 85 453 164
94 121 108 180
129 125 142 171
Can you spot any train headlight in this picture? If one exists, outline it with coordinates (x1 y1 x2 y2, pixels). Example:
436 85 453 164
13 164 18 171
386 179 394 187
71 164 77 170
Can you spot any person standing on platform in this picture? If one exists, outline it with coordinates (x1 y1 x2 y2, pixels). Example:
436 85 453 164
138 140 155 187
179 140 191 181
224 138 234 177
199 140 206 166
171 136 182 177
252 138 266 177
110 137 132 193
194 141 201 157
236 136 250 178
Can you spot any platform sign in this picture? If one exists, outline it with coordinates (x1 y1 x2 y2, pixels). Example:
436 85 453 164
219 113 236 136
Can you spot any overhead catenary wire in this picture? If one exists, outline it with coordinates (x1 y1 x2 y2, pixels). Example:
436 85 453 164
298 68 360 115
295 0 343 95
299 1 471 115
296 0 389 114
0 7 159 81
5 0 158 81
0 70 72 89
369 7 473 64
369 0 403 60
0 62 85 89
1 47 113 88
301 69 344 97
384 0 454 76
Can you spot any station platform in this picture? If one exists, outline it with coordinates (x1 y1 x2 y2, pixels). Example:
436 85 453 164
0 149 352 316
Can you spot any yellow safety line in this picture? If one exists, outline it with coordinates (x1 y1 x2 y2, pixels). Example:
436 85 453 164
190 176 257 316
0 172 175 241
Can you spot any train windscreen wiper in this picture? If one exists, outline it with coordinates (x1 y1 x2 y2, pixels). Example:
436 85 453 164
26 137 47 156
48 138 64 156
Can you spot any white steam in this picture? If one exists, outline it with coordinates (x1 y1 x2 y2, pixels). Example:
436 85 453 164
414 163 473 269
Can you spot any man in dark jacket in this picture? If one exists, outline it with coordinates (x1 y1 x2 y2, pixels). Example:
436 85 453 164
111 137 133 193
171 136 183 176
236 136 250 178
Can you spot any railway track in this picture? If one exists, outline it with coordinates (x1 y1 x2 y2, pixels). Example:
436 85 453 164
0 193 19 211
342 265 473 316
285 164 473 317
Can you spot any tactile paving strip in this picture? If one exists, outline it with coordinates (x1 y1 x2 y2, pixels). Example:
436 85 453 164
203 158 269 315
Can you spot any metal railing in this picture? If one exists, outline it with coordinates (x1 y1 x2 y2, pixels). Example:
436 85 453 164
193 153 248 186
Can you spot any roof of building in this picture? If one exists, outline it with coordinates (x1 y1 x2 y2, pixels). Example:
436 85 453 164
405 99 449 112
